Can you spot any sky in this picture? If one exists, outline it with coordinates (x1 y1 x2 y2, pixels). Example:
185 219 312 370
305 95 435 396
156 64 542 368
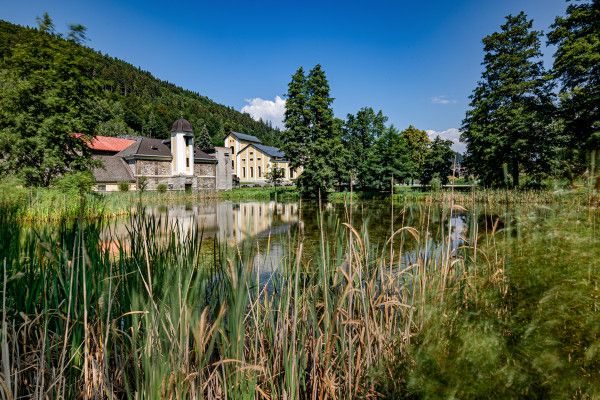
1 0 568 152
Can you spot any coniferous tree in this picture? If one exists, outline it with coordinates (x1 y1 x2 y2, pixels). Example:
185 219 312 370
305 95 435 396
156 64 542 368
461 12 557 187
548 0 600 173
364 125 413 191
283 64 343 197
196 124 213 151
282 67 310 169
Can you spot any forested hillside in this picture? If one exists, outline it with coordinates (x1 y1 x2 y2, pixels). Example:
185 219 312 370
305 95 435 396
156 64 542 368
0 19 280 146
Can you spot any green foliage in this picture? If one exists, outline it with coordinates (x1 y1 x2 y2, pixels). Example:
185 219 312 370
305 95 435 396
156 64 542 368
344 107 387 189
157 183 167 193
53 171 95 195
462 12 559 187
0 17 280 164
364 125 414 191
0 17 103 186
118 181 130 192
421 135 454 186
548 0 600 169
265 166 285 187
401 125 431 182
283 65 344 197
405 214 600 399
137 176 148 193
195 124 213 150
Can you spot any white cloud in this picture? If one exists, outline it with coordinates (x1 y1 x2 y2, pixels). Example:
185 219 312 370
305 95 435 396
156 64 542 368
426 128 466 154
431 95 456 105
241 96 286 129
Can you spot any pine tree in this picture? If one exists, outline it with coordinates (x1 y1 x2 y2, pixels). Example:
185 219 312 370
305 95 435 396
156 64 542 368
548 0 600 171
283 65 343 197
282 67 310 169
364 125 413 191
461 12 557 187
196 124 213 151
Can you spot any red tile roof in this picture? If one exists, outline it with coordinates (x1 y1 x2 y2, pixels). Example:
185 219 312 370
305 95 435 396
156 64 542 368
74 134 136 153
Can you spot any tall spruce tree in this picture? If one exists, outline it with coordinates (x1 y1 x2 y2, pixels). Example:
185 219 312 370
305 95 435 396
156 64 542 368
548 0 600 173
283 64 342 197
282 67 310 169
461 12 557 187
196 124 213 150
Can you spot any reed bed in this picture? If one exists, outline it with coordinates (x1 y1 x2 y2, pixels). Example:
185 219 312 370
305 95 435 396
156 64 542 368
0 192 473 399
1 192 598 398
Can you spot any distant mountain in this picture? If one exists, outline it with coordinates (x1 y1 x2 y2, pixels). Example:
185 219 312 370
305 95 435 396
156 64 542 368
0 19 281 146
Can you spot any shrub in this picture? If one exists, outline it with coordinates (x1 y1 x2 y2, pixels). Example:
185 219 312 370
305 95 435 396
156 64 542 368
157 183 167 193
118 181 130 192
53 171 95 195
429 174 442 191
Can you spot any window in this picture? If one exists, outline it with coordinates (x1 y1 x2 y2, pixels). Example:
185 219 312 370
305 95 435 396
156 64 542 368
186 157 189 168
242 167 246 178
242 158 246 163
250 167 254 178
250 158 253 162
258 166 262 177
231 160 234 168
257 157 261 161
289 168 294 179
281 168 286 178
230 146 234 156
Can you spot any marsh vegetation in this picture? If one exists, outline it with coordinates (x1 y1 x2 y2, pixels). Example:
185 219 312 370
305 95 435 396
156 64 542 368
1 191 598 399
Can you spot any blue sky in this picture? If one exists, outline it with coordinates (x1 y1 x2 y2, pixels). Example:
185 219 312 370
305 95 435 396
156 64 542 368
2 0 567 151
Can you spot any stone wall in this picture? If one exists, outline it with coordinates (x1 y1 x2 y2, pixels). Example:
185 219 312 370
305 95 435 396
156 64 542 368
214 147 233 190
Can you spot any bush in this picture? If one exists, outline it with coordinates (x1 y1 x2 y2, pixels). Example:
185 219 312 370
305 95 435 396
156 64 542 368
157 183 167 193
53 171 95 195
429 174 442 191
118 181 130 192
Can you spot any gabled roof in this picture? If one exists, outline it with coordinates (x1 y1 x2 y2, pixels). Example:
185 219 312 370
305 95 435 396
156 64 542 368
253 143 286 159
74 134 136 153
194 147 217 163
116 138 172 159
228 131 262 144
92 155 135 183
239 143 287 160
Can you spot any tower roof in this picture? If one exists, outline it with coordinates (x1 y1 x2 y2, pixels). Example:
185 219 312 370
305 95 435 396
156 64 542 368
171 118 193 133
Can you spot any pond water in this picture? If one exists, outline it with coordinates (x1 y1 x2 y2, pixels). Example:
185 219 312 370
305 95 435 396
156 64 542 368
101 199 561 281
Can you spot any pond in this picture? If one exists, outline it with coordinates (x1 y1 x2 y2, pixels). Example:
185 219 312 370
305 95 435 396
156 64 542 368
101 198 563 282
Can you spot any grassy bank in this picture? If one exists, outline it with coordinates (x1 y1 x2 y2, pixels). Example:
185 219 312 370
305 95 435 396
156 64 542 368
1 192 598 398
1 179 598 222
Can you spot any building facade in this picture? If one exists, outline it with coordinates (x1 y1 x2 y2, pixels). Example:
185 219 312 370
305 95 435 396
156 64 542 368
83 118 232 191
224 132 301 185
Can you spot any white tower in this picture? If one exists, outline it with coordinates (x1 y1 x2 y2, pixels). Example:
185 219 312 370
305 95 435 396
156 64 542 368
170 118 194 176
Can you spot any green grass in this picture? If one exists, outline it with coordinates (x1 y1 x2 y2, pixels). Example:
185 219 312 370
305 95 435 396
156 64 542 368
1 190 599 398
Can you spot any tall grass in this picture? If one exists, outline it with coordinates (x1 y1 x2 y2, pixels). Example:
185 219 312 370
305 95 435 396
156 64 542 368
0 190 598 398
0 191 472 398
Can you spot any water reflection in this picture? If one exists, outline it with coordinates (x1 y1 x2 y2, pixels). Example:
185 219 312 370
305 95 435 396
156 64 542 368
105 200 481 278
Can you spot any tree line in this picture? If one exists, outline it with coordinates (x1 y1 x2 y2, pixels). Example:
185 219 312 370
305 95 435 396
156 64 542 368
0 15 280 186
461 2 598 188
282 65 455 197
283 0 599 195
